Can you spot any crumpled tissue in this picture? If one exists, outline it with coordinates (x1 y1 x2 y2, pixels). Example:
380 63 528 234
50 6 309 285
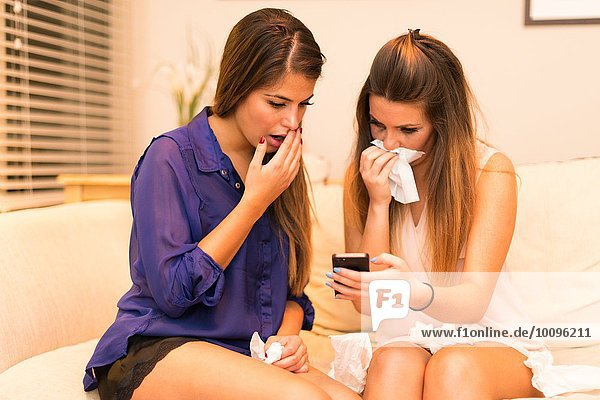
371 139 425 204
250 331 283 364
328 333 373 394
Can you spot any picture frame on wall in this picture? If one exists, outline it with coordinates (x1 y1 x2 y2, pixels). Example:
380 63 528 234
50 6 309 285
525 0 600 25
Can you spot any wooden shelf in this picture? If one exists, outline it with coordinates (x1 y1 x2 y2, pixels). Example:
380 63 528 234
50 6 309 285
57 174 130 203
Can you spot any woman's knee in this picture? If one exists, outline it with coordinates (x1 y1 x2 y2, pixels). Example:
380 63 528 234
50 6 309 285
370 345 430 376
423 347 487 400
425 346 474 377
364 345 431 399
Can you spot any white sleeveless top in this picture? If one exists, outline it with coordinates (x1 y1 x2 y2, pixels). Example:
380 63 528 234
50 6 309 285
380 141 541 353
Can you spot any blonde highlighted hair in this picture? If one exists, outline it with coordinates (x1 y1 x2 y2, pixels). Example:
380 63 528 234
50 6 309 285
345 30 478 273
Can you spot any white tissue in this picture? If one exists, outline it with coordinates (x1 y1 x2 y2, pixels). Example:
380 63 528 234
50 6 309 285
371 139 425 204
328 333 373 394
250 332 283 365
524 349 600 397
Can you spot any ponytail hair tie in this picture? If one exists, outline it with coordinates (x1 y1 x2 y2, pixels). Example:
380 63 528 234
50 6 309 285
408 28 421 40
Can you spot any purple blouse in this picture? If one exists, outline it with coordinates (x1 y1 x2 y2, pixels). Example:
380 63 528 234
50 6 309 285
83 107 314 391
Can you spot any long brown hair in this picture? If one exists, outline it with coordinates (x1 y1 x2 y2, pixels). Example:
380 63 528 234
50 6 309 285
213 8 325 295
346 30 478 273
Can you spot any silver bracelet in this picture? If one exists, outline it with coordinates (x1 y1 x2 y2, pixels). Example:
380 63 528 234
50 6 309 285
409 282 434 311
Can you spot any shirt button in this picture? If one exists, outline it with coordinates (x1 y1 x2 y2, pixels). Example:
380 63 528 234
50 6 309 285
234 182 241 189
220 169 228 177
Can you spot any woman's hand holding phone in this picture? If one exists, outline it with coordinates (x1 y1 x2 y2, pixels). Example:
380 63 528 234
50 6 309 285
326 252 413 315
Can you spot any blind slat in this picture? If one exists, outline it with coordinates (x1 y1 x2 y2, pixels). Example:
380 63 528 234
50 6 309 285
2 39 112 71
0 165 121 175
4 110 113 125
0 152 114 163
0 125 114 140
85 0 111 13
0 179 64 191
1 68 114 97
1 98 113 117
43 0 118 25
1 26 117 63
2 12 115 52
0 83 114 105
22 3 112 37
3 54 113 82
0 139 117 152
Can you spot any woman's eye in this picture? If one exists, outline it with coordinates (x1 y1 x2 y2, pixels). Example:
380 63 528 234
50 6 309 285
401 128 418 135
268 101 286 108
369 121 385 130
299 101 314 107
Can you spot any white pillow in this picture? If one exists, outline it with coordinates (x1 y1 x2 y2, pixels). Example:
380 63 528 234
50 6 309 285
303 153 331 185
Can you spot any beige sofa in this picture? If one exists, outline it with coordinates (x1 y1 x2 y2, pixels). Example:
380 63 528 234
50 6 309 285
0 156 599 399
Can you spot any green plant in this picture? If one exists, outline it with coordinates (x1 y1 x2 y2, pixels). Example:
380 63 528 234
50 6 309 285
159 32 215 126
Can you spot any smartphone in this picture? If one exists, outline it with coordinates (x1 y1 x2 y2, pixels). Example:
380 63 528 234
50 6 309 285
331 253 370 296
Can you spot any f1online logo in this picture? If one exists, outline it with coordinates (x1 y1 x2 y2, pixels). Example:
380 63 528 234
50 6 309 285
369 280 414 330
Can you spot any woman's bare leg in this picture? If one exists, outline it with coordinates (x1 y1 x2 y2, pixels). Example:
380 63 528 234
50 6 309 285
296 365 362 400
423 343 543 400
362 342 432 400
131 341 331 400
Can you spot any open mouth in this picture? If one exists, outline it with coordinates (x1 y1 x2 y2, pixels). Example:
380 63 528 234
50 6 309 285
270 134 286 142
266 134 287 149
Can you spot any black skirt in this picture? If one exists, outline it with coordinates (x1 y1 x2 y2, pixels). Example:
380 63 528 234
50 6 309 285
95 335 201 400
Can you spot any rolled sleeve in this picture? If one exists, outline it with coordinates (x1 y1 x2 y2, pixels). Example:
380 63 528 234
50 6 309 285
176 246 225 308
133 137 225 318
287 291 315 331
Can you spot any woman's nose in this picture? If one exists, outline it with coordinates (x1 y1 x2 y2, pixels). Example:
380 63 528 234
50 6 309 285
383 132 401 150
282 107 301 131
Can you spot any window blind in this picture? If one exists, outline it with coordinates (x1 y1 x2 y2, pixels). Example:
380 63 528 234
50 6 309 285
0 0 131 212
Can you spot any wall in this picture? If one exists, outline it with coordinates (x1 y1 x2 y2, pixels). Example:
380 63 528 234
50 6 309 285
129 0 600 179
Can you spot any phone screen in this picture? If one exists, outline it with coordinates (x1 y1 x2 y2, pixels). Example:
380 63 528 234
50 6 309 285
331 253 370 296
332 253 370 271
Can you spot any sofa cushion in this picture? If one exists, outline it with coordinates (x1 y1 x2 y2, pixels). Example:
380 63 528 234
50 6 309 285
506 157 600 333
305 184 371 336
507 156 600 273
0 200 132 373
0 339 100 399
